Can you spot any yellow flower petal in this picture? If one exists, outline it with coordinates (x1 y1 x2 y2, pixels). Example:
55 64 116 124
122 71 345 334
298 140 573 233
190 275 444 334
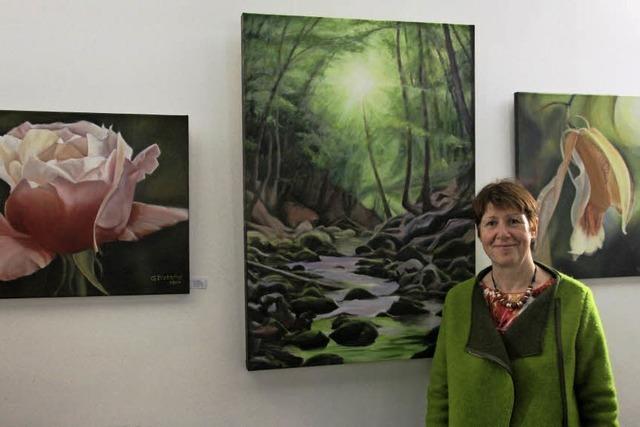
18 129 58 163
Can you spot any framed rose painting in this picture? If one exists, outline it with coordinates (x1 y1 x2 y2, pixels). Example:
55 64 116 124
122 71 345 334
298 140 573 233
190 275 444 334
0 110 189 298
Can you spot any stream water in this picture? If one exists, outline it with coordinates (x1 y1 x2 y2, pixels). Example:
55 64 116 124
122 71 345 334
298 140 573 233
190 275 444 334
287 254 443 363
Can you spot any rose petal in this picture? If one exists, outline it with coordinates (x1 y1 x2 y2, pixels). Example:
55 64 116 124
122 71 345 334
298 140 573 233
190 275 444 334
88 130 132 160
55 142 85 160
116 202 188 241
8 161 23 186
0 135 21 188
21 156 76 186
132 144 161 181
0 134 21 158
93 142 160 247
34 121 105 140
6 178 108 254
57 157 108 182
7 121 34 139
18 129 59 163
0 214 55 281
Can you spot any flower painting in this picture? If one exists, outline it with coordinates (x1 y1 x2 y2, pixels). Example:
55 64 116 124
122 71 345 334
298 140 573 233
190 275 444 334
243 14 474 370
516 92 640 278
0 110 189 297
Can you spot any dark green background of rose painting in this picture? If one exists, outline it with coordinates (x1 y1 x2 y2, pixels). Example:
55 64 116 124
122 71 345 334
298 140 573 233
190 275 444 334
0 110 189 297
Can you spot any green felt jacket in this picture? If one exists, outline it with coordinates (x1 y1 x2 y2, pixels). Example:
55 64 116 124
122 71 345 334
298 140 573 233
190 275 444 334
426 264 618 426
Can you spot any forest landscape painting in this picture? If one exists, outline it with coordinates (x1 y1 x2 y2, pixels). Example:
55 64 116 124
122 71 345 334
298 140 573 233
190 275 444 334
516 92 640 278
0 110 189 298
242 13 475 370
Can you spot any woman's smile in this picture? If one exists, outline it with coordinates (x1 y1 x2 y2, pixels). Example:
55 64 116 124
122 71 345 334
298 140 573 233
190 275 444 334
479 203 536 268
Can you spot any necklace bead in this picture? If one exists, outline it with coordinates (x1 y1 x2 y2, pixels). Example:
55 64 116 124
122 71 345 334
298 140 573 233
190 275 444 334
491 266 537 310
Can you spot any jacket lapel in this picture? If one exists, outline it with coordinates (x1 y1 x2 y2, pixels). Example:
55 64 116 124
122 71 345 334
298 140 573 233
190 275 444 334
466 280 512 374
503 281 554 358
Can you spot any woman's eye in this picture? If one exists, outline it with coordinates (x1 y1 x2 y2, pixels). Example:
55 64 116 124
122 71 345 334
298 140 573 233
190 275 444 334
484 220 496 227
509 218 523 225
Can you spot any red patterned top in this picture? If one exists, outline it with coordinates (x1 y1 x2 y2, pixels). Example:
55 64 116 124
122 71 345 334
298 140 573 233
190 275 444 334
481 277 556 334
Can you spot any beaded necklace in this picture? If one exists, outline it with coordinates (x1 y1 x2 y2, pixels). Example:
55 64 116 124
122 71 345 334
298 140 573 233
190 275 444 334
490 266 537 310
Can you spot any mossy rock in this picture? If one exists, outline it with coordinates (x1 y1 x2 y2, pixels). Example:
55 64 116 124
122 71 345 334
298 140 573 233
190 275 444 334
300 287 324 298
303 353 344 367
355 245 373 255
366 247 397 259
290 296 338 315
253 276 294 298
295 230 337 255
398 271 420 287
273 238 297 250
395 245 427 263
285 331 330 350
246 231 275 252
343 287 377 301
331 313 354 330
395 284 428 300
259 252 292 266
333 228 356 239
366 233 402 251
329 320 379 346
387 297 429 315
396 258 424 275
354 263 389 279
288 248 321 262
433 236 474 260
265 346 304 366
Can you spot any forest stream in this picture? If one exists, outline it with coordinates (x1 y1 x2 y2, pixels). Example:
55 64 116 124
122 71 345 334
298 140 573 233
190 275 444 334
287 253 443 364
246 206 474 370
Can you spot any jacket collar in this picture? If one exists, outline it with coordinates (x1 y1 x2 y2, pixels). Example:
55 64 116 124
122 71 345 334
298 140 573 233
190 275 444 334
465 262 560 373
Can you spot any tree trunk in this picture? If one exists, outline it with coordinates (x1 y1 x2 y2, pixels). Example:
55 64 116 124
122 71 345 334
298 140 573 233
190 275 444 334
362 101 392 220
395 23 420 215
267 109 282 211
317 169 331 213
251 18 321 196
442 24 473 139
299 54 335 107
260 129 274 204
436 48 464 138
417 26 433 212
451 25 471 65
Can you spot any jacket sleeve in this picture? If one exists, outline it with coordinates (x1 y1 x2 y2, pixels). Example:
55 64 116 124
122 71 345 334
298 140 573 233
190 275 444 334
574 288 619 427
426 303 449 426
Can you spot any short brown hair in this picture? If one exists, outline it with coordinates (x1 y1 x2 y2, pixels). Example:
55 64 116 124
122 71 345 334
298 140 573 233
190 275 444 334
473 179 538 232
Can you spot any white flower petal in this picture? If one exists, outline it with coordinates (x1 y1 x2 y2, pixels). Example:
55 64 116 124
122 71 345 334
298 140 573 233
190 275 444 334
0 134 21 154
56 157 108 182
0 135 21 188
18 129 58 163
21 156 76 185
8 160 23 186
569 218 604 257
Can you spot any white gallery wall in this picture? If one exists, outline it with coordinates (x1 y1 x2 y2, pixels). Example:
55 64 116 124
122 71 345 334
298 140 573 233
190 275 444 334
1 0 639 425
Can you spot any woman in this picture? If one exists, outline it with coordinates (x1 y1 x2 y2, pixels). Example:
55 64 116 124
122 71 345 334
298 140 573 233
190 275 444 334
426 180 618 426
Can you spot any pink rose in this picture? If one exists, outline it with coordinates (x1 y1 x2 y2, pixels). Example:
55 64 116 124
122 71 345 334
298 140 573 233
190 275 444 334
0 120 188 281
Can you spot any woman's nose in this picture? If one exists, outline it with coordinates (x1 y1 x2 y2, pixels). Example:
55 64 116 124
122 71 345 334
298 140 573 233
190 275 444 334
495 222 511 238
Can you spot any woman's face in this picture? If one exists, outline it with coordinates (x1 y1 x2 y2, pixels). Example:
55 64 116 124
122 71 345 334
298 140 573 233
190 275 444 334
479 203 536 269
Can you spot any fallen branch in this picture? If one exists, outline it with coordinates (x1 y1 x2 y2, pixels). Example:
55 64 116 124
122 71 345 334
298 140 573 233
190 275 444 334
246 260 341 290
